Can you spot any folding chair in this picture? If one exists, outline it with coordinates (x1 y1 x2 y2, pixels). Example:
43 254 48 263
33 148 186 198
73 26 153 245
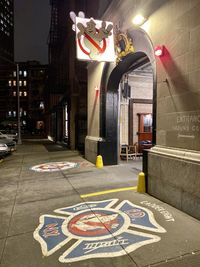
120 144 137 162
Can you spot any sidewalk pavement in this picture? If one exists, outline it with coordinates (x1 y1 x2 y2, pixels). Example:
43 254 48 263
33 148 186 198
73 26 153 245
0 139 200 267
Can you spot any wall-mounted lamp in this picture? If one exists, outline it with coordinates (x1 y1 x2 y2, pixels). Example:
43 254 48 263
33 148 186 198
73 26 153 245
154 45 164 57
95 85 100 97
132 14 146 26
95 85 99 91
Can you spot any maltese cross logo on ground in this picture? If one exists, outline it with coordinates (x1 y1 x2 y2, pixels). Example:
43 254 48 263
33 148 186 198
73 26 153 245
33 199 166 263
30 161 78 172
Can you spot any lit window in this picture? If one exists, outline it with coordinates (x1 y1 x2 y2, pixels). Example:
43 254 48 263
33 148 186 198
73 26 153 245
8 80 11 86
13 111 16 117
24 91 27 96
24 80 27 86
13 71 16 77
19 70 22 75
8 111 12 117
20 91 22 96
13 80 16 86
13 91 16 96
19 80 22 86
24 111 27 116
24 70 27 77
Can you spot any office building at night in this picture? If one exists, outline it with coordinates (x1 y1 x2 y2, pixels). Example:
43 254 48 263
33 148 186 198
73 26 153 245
0 61 47 134
0 0 14 64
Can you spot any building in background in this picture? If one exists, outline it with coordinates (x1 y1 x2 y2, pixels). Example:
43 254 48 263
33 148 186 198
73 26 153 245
0 61 47 134
0 0 14 65
20 61 47 135
0 0 15 121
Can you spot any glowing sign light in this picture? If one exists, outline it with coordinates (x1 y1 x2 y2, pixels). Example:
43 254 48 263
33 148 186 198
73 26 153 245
154 46 164 57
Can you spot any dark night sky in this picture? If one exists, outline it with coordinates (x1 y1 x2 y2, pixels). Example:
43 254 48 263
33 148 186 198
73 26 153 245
14 0 51 64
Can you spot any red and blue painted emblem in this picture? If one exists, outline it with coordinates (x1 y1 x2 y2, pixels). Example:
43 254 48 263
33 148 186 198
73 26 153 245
30 161 78 172
33 199 166 263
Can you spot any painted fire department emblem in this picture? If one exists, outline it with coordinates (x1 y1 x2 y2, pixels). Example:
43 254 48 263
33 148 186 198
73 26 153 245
31 161 77 172
76 17 115 62
34 199 166 263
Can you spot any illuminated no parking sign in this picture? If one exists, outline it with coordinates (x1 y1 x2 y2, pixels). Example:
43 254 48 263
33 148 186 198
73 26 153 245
76 17 115 62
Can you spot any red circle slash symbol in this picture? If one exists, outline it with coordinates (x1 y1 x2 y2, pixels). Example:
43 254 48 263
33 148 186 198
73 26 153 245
78 31 106 56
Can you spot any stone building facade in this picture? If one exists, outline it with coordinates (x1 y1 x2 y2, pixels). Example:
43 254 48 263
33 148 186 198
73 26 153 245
84 0 200 220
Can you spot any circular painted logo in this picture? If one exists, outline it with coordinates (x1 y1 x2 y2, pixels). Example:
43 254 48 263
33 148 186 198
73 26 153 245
31 161 77 172
67 209 125 238
34 199 166 263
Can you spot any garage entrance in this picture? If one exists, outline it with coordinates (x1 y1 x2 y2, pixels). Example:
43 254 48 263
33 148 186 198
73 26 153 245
97 27 156 165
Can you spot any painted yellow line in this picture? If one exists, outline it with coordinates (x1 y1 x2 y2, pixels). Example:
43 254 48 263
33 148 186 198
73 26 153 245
80 186 137 198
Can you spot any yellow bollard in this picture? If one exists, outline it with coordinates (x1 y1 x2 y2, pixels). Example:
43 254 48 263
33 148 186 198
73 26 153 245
137 172 146 193
96 155 103 168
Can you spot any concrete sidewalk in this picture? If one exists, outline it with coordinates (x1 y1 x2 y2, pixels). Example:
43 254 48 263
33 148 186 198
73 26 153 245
0 139 200 267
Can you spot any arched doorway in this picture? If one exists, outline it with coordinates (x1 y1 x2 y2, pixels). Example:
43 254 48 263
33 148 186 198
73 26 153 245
98 29 156 165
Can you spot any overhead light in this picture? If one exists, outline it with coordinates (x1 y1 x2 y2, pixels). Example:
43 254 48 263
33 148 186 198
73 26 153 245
154 45 164 57
132 14 146 26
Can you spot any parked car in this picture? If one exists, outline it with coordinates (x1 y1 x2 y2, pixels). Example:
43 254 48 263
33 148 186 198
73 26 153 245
0 143 9 158
0 137 16 152
0 130 18 141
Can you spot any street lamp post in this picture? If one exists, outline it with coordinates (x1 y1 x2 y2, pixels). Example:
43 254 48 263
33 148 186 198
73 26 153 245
16 63 22 144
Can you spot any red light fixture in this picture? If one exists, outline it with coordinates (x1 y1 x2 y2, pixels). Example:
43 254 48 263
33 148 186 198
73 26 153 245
154 45 164 57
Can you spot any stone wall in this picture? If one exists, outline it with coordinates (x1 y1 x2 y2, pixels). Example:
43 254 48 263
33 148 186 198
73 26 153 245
87 62 104 137
85 62 105 163
148 147 200 220
145 0 200 219
93 0 200 218
130 74 153 100
145 0 200 150
120 102 129 144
